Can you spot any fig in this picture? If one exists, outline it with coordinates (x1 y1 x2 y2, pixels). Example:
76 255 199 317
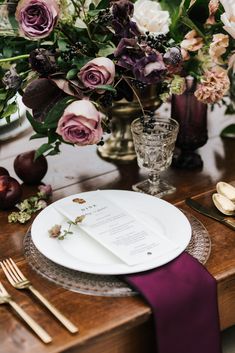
0 167 9 176
14 150 48 185
0 175 22 210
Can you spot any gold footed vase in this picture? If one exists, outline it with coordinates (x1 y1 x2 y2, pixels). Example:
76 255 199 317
97 86 162 164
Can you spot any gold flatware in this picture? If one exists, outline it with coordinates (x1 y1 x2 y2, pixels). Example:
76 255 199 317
0 258 78 334
0 281 52 343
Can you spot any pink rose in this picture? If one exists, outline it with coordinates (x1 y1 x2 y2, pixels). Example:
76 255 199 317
79 57 115 92
38 184 52 198
56 100 103 146
16 0 59 39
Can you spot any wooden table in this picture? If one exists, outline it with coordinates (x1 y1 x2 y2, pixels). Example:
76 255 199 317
1 108 235 353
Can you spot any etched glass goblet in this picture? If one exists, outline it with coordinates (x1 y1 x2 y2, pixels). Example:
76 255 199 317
131 117 179 198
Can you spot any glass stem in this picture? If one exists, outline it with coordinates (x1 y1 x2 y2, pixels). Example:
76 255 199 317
148 172 160 186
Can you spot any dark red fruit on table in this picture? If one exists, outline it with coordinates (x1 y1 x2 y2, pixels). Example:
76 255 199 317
14 150 48 185
0 167 10 176
0 175 22 210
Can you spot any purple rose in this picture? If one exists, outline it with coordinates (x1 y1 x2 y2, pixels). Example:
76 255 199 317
133 52 167 84
111 0 139 37
29 48 57 75
16 0 59 39
79 57 115 93
56 100 103 146
112 18 139 38
112 0 134 21
115 38 142 69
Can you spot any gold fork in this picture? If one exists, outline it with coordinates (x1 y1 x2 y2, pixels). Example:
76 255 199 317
1 258 78 334
0 281 52 343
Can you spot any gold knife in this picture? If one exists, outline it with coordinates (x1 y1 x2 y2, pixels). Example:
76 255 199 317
185 198 235 231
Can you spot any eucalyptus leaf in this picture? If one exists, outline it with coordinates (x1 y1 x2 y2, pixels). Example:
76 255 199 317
0 92 7 100
40 41 55 46
3 47 13 58
98 43 116 57
46 149 59 156
26 111 47 134
30 133 46 140
181 15 205 39
66 68 78 80
58 39 68 52
8 13 19 32
220 124 235 138
0 102 4 113
75 18 87 29
97 0 109 9
89 2 95 10
95 85 116 93
48 131 58 144
88 9 100 16
35 143 54 159
2 103 17 118
72 56 94 70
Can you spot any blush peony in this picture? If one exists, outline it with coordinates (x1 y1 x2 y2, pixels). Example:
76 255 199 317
133 0 170 35
220 0 235 39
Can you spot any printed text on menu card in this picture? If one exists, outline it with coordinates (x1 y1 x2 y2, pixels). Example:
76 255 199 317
55 194 178 266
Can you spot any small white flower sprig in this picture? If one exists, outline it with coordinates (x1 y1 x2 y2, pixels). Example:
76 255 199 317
8 184 52 224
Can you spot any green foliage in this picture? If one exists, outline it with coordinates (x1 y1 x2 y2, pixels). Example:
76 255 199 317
66 68 78 79
43 96 75 129
72 56 94 69
1 102 17 118
57 39 69 52
26 111 47 134
26 95 76 159
96 0 110 10
220 124 235 138
98 42 116 57
95 85 117 93
0 0 234 158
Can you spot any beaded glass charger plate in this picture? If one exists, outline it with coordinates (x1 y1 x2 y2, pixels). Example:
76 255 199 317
24 210 211 297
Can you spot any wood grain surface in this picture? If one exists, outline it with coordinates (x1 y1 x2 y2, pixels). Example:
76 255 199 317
0 115 235 353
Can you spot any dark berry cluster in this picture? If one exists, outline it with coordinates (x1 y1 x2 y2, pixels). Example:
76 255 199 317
139 33 167 52
97 137 105 146
100 92 113 108
97 9 113 25
140 111 156 133
61 52 71 62
61 42 86 62
130 79 148 90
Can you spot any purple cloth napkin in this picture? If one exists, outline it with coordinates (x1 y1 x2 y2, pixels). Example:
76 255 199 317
124 252 222 353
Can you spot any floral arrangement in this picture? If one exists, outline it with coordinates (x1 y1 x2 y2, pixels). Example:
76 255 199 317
0 0 235 157
171 0 235 110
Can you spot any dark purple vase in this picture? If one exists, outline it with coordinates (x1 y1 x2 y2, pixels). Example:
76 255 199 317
171 77 208 169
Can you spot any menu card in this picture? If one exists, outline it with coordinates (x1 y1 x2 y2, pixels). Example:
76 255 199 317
54 193 178 266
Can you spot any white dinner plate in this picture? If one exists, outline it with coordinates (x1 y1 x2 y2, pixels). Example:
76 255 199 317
31 190 192 275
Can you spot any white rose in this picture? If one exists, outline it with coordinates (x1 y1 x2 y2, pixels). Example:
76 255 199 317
220 0 235 39
133 0 170 35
